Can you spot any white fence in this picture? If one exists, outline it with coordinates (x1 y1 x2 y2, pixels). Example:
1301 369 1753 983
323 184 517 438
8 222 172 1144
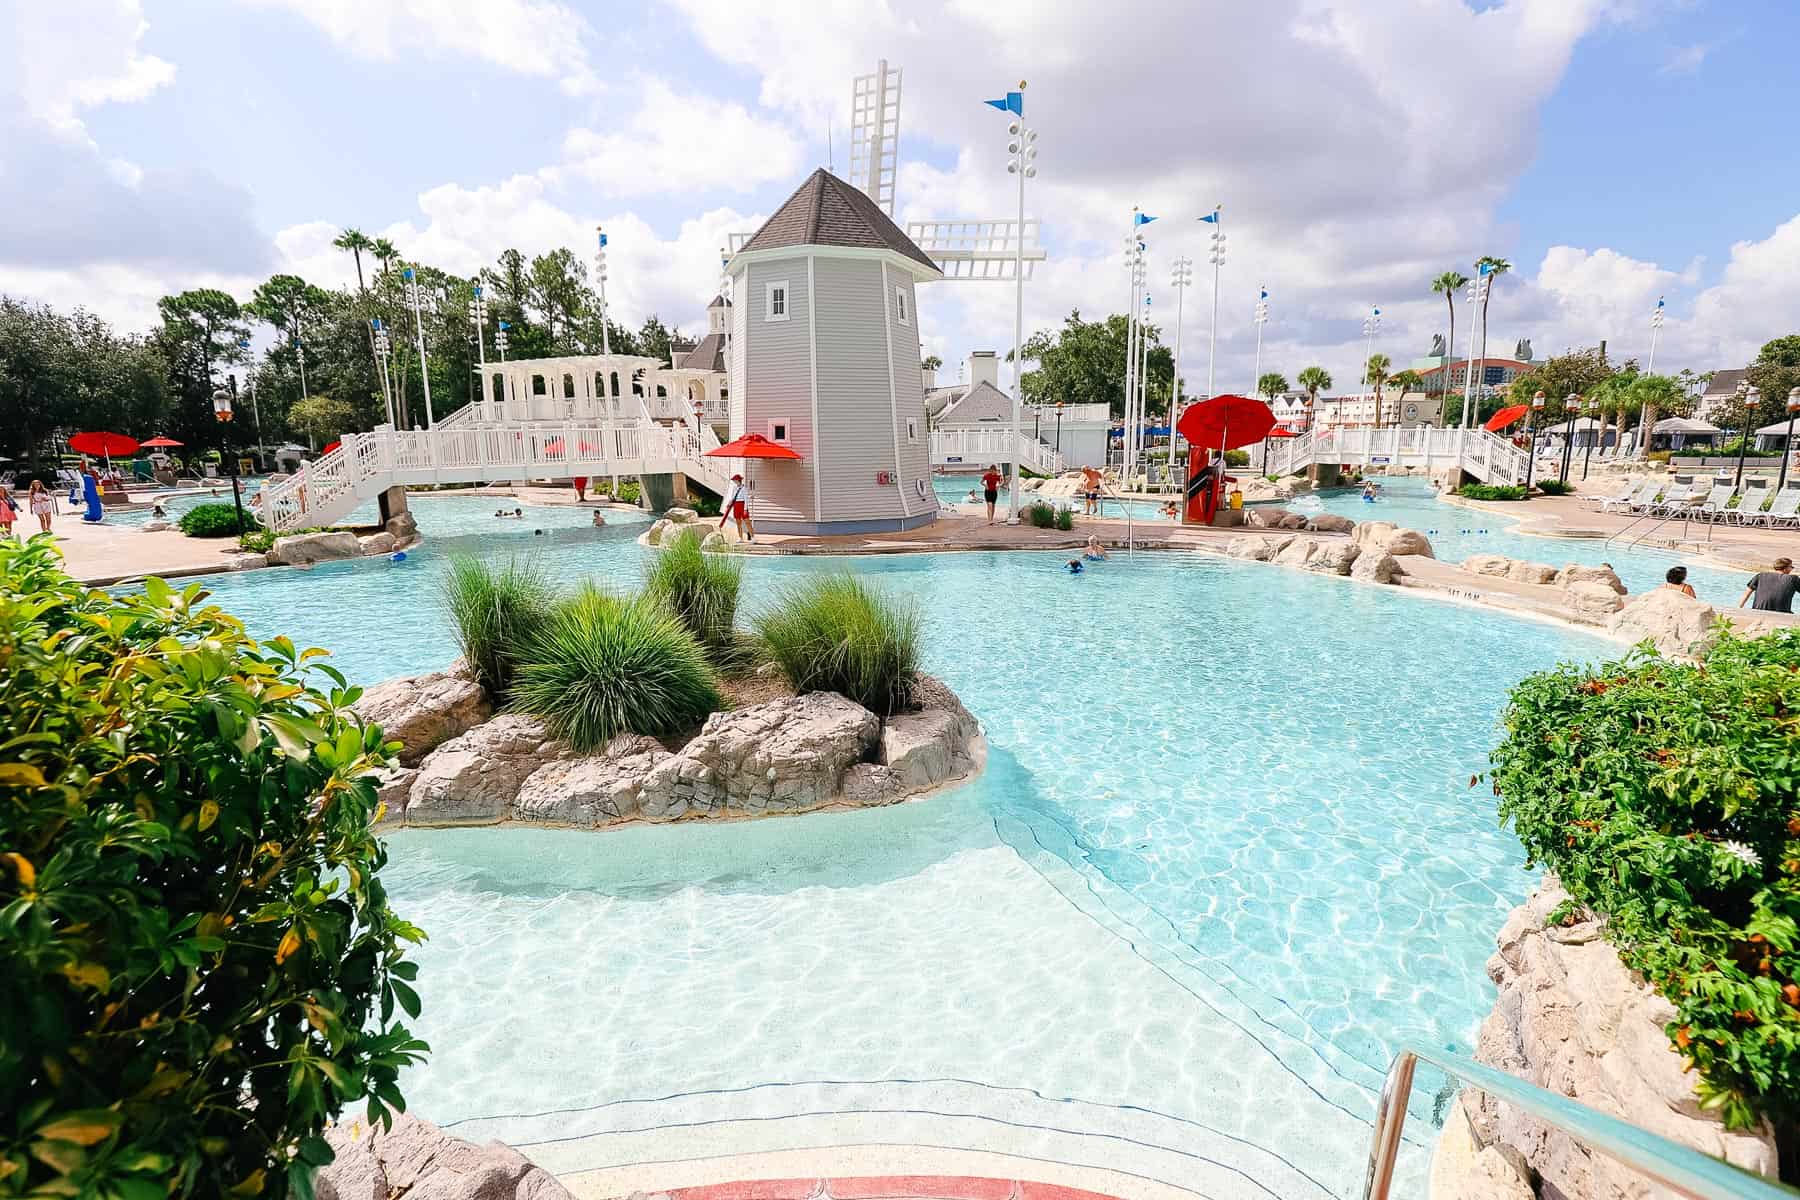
930 427 1065 474
1261 427 1528 484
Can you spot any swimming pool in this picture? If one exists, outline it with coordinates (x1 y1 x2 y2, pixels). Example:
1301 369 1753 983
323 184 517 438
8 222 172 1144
183 490 1628 1194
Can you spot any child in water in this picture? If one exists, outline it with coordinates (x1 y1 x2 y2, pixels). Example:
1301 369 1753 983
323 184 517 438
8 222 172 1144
1066 558 1085 575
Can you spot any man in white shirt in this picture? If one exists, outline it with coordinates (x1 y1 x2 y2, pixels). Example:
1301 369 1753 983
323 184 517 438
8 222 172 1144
720 473 754 543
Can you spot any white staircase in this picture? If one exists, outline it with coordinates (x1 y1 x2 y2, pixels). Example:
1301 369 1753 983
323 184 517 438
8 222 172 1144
931 427 1065 475
1260 427 1528 484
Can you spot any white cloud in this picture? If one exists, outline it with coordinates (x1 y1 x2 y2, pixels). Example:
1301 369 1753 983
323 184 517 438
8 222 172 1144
558 81 806 196
1659 41 1712 76
232 0 596 91
6 0 174 139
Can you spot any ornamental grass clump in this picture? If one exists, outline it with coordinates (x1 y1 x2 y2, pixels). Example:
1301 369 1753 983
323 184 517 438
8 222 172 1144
439 554 555 699
0 536 426 1200
753 573 920 716
1490 626 1800 1135
510 586 721 751
643 531 743 664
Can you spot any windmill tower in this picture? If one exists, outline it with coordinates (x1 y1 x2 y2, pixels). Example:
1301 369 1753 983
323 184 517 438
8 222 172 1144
720 61 1047 536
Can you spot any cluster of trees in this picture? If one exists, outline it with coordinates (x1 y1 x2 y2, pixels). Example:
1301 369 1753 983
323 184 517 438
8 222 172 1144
1016 311 1174 414
0 230 695 472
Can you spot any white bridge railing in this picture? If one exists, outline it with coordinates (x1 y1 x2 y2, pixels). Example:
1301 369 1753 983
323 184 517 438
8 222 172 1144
931 427 1065 475
1261 427 1528 484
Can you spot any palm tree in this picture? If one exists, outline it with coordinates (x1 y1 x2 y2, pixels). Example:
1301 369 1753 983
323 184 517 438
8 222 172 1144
333 228 383 411
1387 369 1425 426
1629 373 1688 459
1473 257 1512 425
1364 353 1391 427
1431 269 1468 399
1297 365 1331 432
1257 372 1289 404
371 238 400 280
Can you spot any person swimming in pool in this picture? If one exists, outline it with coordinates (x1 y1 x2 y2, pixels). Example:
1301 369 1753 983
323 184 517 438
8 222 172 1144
1066 558 1085 574
1084 535 1108 561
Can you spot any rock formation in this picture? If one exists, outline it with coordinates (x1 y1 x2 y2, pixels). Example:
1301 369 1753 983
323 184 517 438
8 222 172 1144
315 1114 572 1200
271 530 362 565
353 661 492 766
1606 589 1720 659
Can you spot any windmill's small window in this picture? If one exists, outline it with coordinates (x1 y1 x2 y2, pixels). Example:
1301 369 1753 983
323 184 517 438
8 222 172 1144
895 287 909 325
768 421 790 444
765 281 789 322
906 418 919 443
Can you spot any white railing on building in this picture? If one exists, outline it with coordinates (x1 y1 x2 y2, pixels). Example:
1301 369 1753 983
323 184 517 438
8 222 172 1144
1260 427 1526 485
930 427 1064 474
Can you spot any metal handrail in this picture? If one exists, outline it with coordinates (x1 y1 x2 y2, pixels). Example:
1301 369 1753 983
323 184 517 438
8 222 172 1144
1363 1044 1796 1200
1098 479 1134 556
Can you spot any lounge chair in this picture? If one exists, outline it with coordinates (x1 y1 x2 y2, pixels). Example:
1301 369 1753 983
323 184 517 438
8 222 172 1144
1646 481 1707 517
1605 481 1662 514
1747 488 1800 529
1586 479 1637 508
1690 482 1737 522
1731 486 1770 525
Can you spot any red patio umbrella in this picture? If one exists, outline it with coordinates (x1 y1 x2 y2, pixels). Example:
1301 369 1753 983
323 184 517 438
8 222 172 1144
1177 394 1276 452
704 434 803 528
1483 404 1529 433
140 435 183 448
321 440 341 455
68 431 140 459
1267 427 1299 438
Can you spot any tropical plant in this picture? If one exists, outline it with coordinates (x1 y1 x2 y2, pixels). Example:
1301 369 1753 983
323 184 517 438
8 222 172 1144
753 574 920 717
1474 256 1511 373
1024 500 1057 528
178 501 260 538
1364 353 1391 427
1387 369 1425 424
1223 449 1250 467
438 555 556 699
1491 628 1800 1136
1296 366 1331 430
1431 270 1468 400
1457 483 1527 501
511 587 721 751
1054 507 1074 531
0 537 427 1200
1534 478 1574 496
1256 372 1288 405
1628 373 1691 453
643 531 743 662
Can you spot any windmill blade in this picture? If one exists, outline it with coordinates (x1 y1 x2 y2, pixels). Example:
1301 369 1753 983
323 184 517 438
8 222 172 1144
906 219 1046 280
849 60 902 215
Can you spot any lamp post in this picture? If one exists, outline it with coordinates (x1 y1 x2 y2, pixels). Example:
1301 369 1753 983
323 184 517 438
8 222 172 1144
1204 205 1224 400
235 336 264 463
467 284 488 371
1121 222 1145 475
1559 393 1579 484
1461 272 1490 428
495 320 510 363
404 267 435 428
1524 390 1546 488
1054 400 1064 456
212 383 247 533
1646 296 1665 376
1735 384 1760 490
594 227 613 356
1361 306 1381 427
1003 84 1036 523
1581 395 1599 480
1168 256 1192 483
1779 388 1800 493
371 320 396 428
1249 287 1269 395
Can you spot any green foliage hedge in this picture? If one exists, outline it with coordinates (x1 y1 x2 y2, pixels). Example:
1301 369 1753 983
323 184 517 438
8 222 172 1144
1054 507 1074 531
754 574 920 717
1025 501 1057 529
1457 483 1528 501
1491 627 1800 1132
178 502 260 538
643 531 742 663
0 537 426 1200
439 555 555 700
1223 449 1250 467
1534 479 1575 496
604 480 642 505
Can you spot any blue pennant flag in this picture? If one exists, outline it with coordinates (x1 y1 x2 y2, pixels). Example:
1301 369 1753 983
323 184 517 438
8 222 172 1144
1655 296 1665 309
984 92 1023 116
498 320 510 331
1372 307 1381 316
1260 288 1269 300
1135 212 1157 226
1477 260 1496 276
598 232 608 248
1198 211 1220 224
1145 295 1153 306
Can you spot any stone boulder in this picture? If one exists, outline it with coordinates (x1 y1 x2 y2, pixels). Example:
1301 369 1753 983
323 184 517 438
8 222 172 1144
1306 540 1361 575
1272 536 1320 568
1607 588 1720 659
226 552 270 571
1462 553 1514 578
1352 520 1397 548
1245 507 1293 529
1278 473 1311 493
353 663 492 766
665 506 698 524
272 530 361 565
635 692 879 818
1506 560 1559 586
1349 549 1401 584
1276 513 1310 530
1226 535 1275 561
513 734 672 826
140 518 172 532
841 762 903 806
1560 562 1626 594
1565 580 1626 619
1444 882 1778 1200
315 1113 573 1200
700 530 729 551
1382 528 1434 558
1306 512 1355 534
358 531 397 556
880 674 982 792
369 766 418 821
407 715 561 826
384 511 418 540
643 518 671 545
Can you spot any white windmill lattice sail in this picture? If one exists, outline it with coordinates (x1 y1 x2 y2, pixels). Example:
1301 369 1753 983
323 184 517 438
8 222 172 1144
849 60 902 216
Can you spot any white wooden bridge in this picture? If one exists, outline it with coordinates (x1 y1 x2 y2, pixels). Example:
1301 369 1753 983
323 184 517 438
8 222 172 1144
1260 427 1528 484
929 428 1064 474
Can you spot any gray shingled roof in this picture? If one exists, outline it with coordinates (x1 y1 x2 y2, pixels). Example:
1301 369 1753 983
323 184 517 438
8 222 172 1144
1703 368 1749 395
739 169 938 272
934 380 1014 425
676 332 727 373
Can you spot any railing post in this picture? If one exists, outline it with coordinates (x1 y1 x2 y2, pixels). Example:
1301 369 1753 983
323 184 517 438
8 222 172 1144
1360 1050 1418 1200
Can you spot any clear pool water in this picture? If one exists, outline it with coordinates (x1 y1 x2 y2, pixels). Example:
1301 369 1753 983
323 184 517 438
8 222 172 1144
177 488 1651 1194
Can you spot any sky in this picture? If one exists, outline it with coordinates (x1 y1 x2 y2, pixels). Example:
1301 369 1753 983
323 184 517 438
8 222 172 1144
5 0 1800 400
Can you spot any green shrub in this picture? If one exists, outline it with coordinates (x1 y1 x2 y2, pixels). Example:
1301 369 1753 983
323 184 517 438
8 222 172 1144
0 537 426 1200
1054 507 1074 531
753 574 920 716
1647 450 1673 463
239 528 276 552
1490 628 1800 1133
1456 483 1528 501
178 502 260 538
1534 479 1574 496
1025 501 1057 528
644 531 743 662
511 588 721 751
439 555 555 699
688 487 723 518
604 480 642 505
1223 449 1250 467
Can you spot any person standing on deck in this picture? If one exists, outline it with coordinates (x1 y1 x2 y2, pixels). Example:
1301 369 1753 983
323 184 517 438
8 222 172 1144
721 473 755 543
980 464 1004 525
1740 557 1798 613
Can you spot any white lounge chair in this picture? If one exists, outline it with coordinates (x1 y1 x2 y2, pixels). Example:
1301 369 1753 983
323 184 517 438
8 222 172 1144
1691 482 1737 522
1605 481 1662 514
1586 479 1637 508
1731 486 1771 525
1646 481 1705 516
1747 488 1800 529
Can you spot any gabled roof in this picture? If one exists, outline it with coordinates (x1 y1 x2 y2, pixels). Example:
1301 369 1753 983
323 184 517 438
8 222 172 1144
706 294 731 309
935 380 1014 425
1704 368 1749 395
739 168 939 273
676 332 726 373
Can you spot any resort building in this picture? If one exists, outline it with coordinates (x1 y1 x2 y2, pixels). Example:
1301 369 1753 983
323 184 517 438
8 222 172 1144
1415 357 1536 394
1698 368 1749 422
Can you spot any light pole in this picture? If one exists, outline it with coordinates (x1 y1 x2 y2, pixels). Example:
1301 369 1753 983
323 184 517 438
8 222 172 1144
1779 388 1800 493
1461 272 1489 428
1646 296 1665 375
1249 287 1269 394
495 320 510 363
1122 217 1146 474
1734 384 1760 490
235 335 264 463
404 267 435 428
1169 256 1193 483
594 227 613 356
467 284 488 372
1361 306 1381 427
371 320 396 428
292 319 310 407
1003 84 1036 523
1581 395 1599 480
1202 206 1224 400
1559 393 1579 484
1524 390 1546 488
212 383 247 532
1054 400 1064 456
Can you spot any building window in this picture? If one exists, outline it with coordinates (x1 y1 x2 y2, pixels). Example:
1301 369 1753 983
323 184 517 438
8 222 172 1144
765 281 789 322
768 421 789 444
895 287 909 325
906 418 919 443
